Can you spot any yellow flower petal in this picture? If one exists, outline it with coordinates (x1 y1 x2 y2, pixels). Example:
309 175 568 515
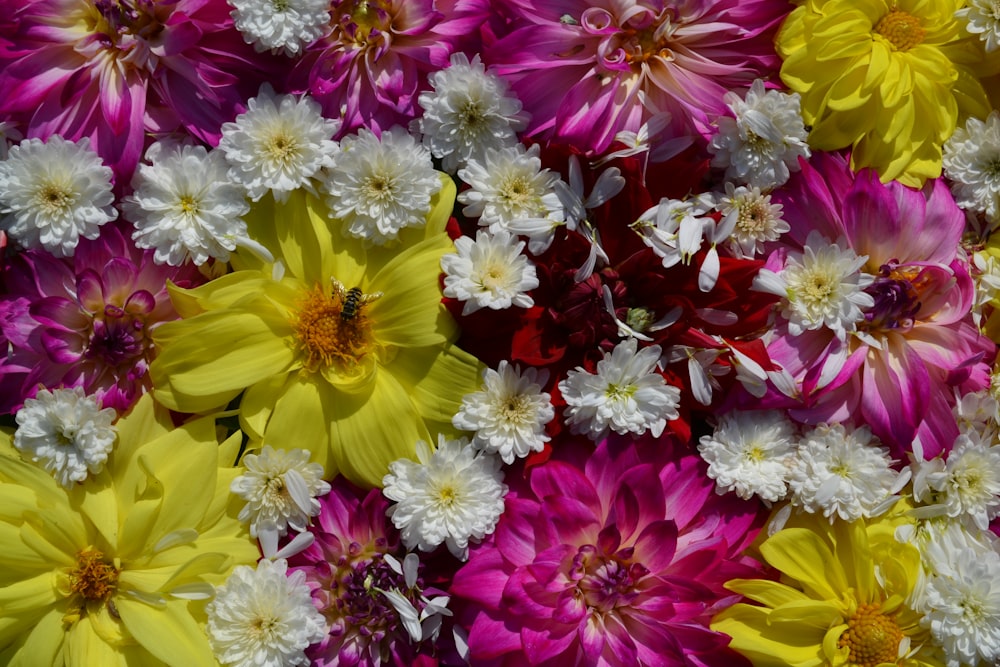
259 373 334 475
117 597 216 667
759 527 846 602
1 609 66 667
712 604 825 667
387 344 484 425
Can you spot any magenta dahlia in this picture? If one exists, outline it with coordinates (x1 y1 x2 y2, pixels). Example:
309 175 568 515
450 434 765 667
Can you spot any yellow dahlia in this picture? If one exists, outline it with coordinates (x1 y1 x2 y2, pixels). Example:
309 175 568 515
0 394 258 666
775 0 994 187
150 180 484 487
712 512 945 667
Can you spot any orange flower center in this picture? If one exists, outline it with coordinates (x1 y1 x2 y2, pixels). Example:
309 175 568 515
838 603 904 667
874 9 925 51
292 282 378 373
69 548 119 602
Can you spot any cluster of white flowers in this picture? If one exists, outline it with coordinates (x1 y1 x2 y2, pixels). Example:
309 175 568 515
383 435 507 561
13 387 117 488
228 0 331 56
0 135 117 257
441 228 538 315
943 111 1000 225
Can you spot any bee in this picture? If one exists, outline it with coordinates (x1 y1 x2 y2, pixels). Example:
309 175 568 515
331 278 382 322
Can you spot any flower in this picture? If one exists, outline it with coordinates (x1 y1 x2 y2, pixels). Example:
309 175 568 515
228 0 332 57
697 409 797 503
13 386 117 488
220 85 340 203
708 79 811 190
485 0 787 155
415 52 528 173
0 393 259 664
715 183 788 259
124 141 252 266
383 435 507 560
559 338 680 441
958 0 1000 52
713 512 943 667
942 110 1000 223
150 187 483 486
452 360 554 464
441 228 539 315
0 223 204 414
451 434 767 667
0 136 117 257
0 0 278 177
775 0 995 186
230 446 331 552
206 558 328 667
911 431 1000 531
324 126 442 245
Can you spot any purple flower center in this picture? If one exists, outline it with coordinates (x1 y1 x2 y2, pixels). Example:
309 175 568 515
581 5 678 70
333 1 393 48
569 544 648 613
87 0 165 69
862 261 922 331
85 300 152 370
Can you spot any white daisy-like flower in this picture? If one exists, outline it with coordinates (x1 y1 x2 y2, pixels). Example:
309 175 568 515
219 85 340 202
697 409 797 503
206 558 328 667
228 0 330 56
911 432 1000 531
324 126 442 245
559 338 680 441
441 228 538 315
382 435 507 561
124 141 251 266
416 52 528 174
0 135 117 257
957 0 1000 52
452 360 554 465
633 193 715 268
753 230 875 340
943 111 1000 223
230 446 331 554
788 423 908 522
953 387 1000 438
708 79 811 191
919 545 1000 667
456 144 564 231
715 182 788 258
0 121 23 160
13 386 117 488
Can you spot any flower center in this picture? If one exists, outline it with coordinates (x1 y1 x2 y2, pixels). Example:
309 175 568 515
838 603 904 667
862 262 922 332
738 200 773 236
86 0 166 71
874 9 925 51
581 6 679 67
271 0 290 10
35 183 76 215
265 133 300 165
69 548 119 602
86 304 151 368
363 173 396 202
332 0 394 47
569 545 648 614
292 282 378 373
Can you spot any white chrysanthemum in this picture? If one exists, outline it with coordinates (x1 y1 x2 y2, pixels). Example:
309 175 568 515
715 182 788 258
230 446 331 550
788 423 907 522
452 361 554 465
228 0 330 56
124 141 251 266
456 144 564 230
0 135 116 257
13 386 117 488
441 228 538 315
206 558 327 667
954 387 1000 438
958 0 1000 52
383 435 507 561
559 338 680 441
219 85 339 202
943 111 1000 222
416 53 528 173
911 432 1000 531
754 230 875 339
697 409 797 503
324 127 442 245
708 79 811 191
920 545 1000 667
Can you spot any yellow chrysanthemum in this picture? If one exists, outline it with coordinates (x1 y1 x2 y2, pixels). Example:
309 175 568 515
0 394 258 666
712 512 945 667
150 178 484 487
776 0 995 187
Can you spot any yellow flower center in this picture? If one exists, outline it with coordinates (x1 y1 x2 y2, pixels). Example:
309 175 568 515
738 199 772 236
265 133 299 165
69 548 119 602
36 183 75 215
838 603 904 667
292 283 377 373
874 10 925 51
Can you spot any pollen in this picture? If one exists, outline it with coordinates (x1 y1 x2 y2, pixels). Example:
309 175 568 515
69 548 119 602
837 603 904 667
292 284 375 373
874 10 925 51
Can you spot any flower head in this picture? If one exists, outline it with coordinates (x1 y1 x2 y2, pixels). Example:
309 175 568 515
228 0 331 56
716 183 789 259
911 432 1000 531
441 228 539 316
943 110 1000 224
0 136 116 257
958 0 1000 51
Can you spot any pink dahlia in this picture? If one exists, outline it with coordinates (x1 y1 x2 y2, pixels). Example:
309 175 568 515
0 0 279 178
291 0 488 136
756 152 995 459
450 434 765 667
484 0 787 156
0 223 203 414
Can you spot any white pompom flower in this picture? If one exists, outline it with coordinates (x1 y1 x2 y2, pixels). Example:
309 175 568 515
441 228 538 315
228 0 330 57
